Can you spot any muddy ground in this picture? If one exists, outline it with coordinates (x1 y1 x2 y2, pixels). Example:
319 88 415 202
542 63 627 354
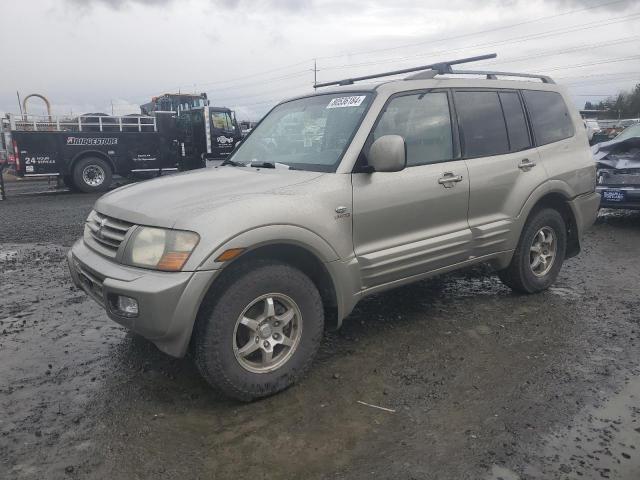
1 182 639 479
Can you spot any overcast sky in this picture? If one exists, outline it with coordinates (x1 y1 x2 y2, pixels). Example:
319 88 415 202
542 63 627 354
1 0 639 120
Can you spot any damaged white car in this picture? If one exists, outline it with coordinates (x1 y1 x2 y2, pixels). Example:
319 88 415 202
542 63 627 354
593 124 640 209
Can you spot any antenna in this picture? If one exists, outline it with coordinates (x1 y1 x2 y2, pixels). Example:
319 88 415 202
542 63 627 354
313 53 497 89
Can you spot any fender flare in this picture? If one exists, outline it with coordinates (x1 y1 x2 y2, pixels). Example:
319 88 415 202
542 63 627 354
507 179 581 256
195 224 355 323
196 224 340 270
516 179 574 223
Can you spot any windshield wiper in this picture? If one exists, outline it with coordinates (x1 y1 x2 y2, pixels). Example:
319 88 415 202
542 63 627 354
249 161 294 170
220 158 245 167
249 161 275 168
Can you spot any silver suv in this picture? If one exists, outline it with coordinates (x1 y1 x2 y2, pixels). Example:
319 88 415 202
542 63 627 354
69 57 600 400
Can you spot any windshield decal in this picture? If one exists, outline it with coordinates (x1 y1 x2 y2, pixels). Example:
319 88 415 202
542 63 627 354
326 96 366 109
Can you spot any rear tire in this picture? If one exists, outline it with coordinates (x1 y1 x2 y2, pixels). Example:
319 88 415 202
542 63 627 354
72 157 112 193
194 261 324 401
498 208 567 293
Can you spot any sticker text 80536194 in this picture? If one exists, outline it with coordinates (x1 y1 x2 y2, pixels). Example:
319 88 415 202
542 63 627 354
326 96 366 109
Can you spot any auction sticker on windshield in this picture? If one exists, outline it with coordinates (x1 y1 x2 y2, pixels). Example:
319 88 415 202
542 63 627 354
326 96 366 109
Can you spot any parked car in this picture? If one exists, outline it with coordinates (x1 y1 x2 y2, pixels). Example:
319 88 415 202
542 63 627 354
593 123 640 209
68 57 599 400
584 118 601 144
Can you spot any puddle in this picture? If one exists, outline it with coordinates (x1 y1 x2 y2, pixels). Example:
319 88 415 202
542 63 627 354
533 374 640 478
548 286 581 299
0 250 18 261
487 465 521 480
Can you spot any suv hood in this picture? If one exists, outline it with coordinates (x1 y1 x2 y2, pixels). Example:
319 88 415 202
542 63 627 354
94 166 325 228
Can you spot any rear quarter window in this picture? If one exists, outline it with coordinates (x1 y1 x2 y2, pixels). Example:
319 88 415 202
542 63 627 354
522 90 574 146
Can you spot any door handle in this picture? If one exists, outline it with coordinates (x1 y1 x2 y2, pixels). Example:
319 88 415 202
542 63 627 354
438 172 463 188
518 158 537 171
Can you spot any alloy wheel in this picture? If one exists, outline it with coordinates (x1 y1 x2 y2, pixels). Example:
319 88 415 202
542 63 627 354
529 226 557 277
232 293 302 374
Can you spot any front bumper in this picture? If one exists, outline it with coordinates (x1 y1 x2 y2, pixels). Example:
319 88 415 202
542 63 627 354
68 239 218 357
596 186 640 210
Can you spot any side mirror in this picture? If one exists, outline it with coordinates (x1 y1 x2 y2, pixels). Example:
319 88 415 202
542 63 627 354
367 135 406 172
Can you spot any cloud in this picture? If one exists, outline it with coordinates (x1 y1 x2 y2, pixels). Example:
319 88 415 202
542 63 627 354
4 0 638 116
65 0 636 13
66 0 172 9
540 0 636 10
66 0 313 11
106 99 142 116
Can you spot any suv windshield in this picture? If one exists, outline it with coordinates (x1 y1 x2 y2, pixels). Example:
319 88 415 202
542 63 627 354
229 92 373 172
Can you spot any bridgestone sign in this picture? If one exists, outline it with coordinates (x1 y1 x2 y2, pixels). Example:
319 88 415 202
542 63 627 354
66 137 118 146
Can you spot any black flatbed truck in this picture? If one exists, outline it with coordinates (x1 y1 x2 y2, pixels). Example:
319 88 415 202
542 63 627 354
6 95 242 193
6 112 179 192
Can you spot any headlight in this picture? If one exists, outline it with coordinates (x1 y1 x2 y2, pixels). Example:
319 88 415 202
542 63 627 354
123 227 199 271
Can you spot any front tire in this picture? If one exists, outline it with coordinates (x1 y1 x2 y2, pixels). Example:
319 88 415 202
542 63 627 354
194 261 324 401
72 157 112 193
498 208 567 293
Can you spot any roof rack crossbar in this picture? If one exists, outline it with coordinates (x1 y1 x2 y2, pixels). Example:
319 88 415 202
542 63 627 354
445 69 555 84
313 53 497 89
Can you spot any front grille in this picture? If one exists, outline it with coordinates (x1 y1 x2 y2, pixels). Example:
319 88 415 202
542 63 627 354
600 173 640 186
85 211 134 258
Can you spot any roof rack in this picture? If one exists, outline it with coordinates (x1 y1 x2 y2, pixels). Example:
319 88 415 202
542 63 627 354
404 68 554 84
313 53 554 88
313 54 497 88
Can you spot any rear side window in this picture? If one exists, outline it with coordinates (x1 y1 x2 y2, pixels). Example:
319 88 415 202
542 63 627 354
372 92 453 167
522 90 574 145
499 92 531 152
455 91 509 157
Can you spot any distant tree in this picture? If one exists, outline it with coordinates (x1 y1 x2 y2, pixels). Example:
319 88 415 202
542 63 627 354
592 83 640 119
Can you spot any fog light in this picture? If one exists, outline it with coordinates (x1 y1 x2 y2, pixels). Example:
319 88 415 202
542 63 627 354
109 294 139 318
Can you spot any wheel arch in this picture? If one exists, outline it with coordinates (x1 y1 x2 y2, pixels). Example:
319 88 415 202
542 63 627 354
194 222 358 329
517 183 581 259
209 243 342 330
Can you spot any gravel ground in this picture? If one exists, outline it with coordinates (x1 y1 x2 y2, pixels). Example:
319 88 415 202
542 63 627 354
1 184 639 479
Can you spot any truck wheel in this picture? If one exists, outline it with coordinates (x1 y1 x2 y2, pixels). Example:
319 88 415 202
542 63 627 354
194 261 324 401
498 208 567 293
72 157 112 193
